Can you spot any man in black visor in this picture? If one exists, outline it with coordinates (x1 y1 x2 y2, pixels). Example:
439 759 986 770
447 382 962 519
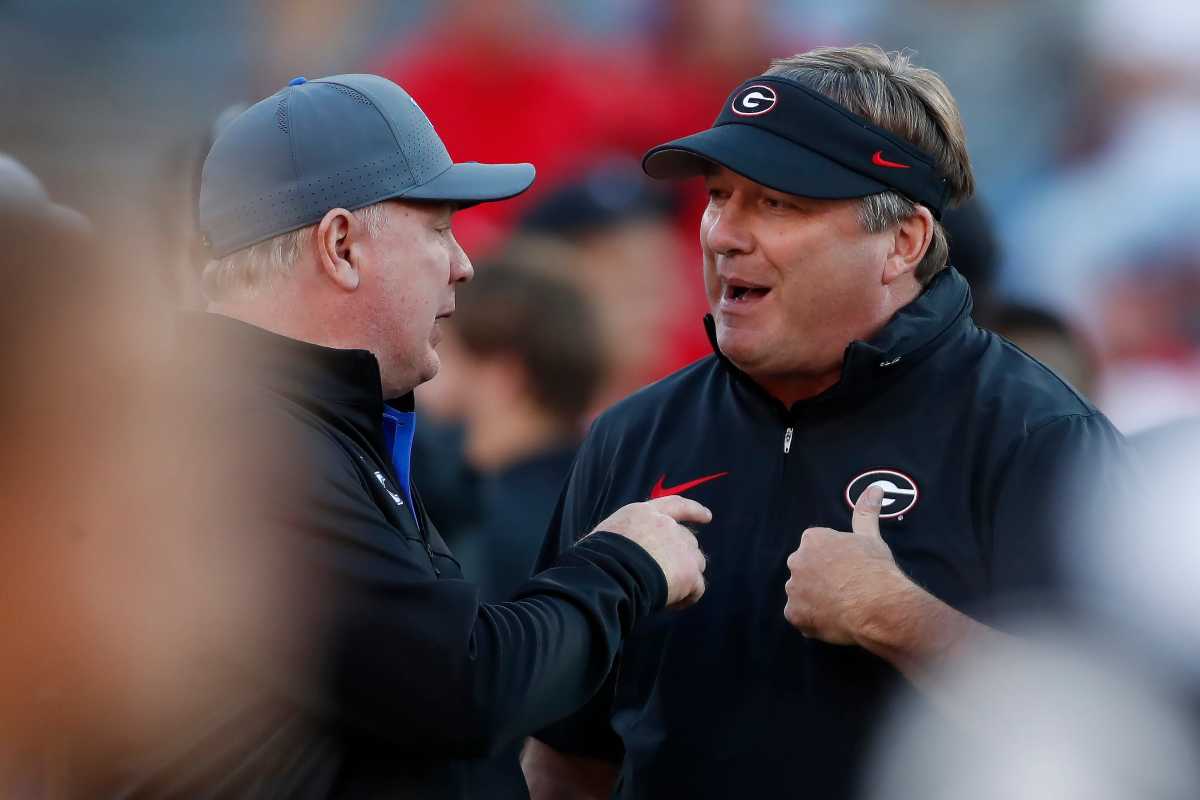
524 45 1132 798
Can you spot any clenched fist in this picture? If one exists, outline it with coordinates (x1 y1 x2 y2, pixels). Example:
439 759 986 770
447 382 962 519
592 496 711 608
784 485 910 644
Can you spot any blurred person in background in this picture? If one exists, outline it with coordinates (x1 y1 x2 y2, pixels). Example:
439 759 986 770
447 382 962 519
413 163 695 545
371 0 630 254
1003 0 1200 432
141 73 711 799
524 45 1132 799
420 261 607 602
516 160 704 411
852 0 1090 210
941 196 1000 319
420 261 607 800
982 303 1100 400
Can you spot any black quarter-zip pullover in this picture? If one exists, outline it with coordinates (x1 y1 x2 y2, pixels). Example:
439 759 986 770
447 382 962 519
535 268 1132 798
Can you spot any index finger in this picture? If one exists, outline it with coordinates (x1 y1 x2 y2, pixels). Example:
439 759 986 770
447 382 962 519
647 495 713 525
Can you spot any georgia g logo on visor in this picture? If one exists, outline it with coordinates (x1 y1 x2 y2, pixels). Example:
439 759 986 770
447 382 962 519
845 469 919 520
731 84 778 117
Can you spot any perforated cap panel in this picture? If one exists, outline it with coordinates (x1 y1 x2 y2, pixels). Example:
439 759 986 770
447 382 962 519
200 74 456 257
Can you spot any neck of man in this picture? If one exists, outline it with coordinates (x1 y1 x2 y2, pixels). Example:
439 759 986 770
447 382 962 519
749 279 923 408
208 278 336 341
207 293 404 395
754 370 843 409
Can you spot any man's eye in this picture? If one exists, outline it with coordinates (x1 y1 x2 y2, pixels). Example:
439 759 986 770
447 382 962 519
763 197 793 211
707 188 730 201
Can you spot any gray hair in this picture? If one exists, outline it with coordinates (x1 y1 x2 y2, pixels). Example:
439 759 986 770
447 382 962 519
765 45 975 285
202 203 389 301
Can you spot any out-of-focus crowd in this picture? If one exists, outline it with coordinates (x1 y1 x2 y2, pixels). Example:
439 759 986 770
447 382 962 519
5 0 1199 430
1 0 1199 796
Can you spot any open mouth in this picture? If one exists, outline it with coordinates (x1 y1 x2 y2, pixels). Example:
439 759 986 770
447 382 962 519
723 282 770 303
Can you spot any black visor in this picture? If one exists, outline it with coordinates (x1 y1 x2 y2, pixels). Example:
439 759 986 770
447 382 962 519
643 76 950 218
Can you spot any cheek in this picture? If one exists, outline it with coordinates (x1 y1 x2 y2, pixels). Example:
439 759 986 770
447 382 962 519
699 213 721 299
701 253 720 302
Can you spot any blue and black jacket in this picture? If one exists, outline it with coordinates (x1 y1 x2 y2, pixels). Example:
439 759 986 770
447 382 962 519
126 313 666 799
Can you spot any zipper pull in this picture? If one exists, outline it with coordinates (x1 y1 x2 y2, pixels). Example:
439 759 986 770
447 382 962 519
783 427 793 454
425 541 441 576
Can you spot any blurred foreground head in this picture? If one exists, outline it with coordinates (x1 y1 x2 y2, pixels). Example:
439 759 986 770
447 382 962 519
0 154 293 792
866 628 1200 800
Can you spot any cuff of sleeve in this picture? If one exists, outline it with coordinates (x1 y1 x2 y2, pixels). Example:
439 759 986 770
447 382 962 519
575 531 669 613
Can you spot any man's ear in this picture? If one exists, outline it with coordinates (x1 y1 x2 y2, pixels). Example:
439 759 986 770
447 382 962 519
883 204 934 285
316 208 360 291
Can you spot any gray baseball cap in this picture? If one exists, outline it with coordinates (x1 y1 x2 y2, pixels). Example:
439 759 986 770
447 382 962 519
199 74 536 258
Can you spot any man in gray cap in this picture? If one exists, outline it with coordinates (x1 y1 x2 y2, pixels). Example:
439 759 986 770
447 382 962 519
138 75 710 799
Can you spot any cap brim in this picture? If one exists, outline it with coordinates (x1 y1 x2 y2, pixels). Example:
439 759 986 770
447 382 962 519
403 161 536 206
643 124 887 201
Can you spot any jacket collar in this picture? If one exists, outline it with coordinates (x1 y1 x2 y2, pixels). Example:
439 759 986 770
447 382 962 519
183 312 415 449
705 267 974 414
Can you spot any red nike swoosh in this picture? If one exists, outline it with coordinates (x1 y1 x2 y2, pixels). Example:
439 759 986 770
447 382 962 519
871 150 911 169
650 471 729 499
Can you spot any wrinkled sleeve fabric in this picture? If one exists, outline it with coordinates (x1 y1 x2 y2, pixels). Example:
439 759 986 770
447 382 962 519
269 421 665 758
987 411 1137 616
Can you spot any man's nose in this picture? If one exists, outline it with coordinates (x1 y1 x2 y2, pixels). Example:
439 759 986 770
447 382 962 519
450 237 473 284
704 203 754 257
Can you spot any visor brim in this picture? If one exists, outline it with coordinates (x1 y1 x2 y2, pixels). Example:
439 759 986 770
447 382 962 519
403 161 536 206
643 124 888 201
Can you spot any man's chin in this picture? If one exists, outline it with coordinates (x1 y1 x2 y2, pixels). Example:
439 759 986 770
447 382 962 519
715 325 766 367
384 353 439 398
416 352 440 386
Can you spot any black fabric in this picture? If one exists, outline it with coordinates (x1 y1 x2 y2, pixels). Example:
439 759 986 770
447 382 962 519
445 444 580 604
121 313 668 799
433 441 582 800
533 268 1134 798
643 75 951 217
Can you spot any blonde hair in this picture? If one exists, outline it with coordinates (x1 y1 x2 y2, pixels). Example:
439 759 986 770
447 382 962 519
202 203 389 301
766 45 974 284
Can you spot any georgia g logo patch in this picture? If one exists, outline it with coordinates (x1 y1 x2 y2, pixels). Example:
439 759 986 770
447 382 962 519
731 84 778 117
845 469 919 520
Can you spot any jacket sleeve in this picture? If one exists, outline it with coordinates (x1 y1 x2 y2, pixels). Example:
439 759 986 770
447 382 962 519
266 424 665 758
528 433 628 763
987 410 1137 615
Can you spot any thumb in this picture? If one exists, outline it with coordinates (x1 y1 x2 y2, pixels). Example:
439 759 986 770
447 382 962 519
852 484 884 538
